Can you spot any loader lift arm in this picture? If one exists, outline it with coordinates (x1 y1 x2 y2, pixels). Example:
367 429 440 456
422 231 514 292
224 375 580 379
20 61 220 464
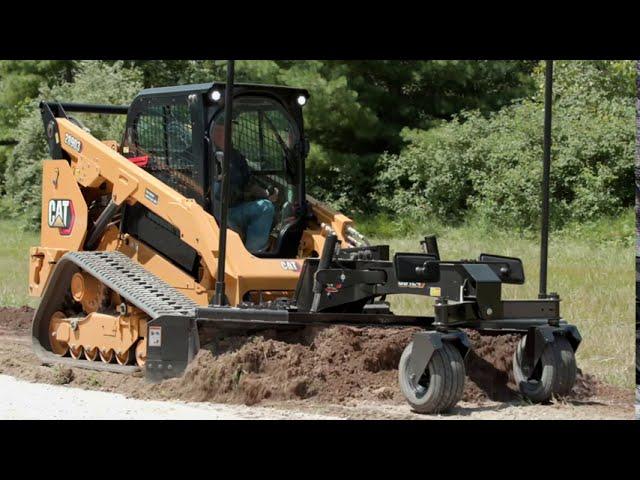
42 102 245 303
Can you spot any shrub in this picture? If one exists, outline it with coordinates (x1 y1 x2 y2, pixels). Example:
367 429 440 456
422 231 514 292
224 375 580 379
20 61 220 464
374 61 635 230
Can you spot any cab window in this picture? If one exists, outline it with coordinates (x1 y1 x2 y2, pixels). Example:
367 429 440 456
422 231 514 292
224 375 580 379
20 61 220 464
211 97 301 239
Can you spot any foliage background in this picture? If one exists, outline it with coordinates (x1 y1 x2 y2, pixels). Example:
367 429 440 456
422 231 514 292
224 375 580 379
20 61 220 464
0 60 634 232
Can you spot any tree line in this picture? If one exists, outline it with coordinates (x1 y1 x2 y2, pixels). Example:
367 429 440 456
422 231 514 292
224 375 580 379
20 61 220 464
0 60 634 230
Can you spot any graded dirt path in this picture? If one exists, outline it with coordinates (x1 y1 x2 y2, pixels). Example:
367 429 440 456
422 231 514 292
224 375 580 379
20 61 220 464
0 306 633 420
0 374 339 420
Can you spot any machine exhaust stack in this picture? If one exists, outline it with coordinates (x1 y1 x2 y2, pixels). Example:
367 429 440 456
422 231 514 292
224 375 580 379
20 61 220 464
539 60 553 299
213 60 235 306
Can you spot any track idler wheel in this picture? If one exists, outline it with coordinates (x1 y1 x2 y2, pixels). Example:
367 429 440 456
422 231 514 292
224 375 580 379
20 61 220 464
512 334 577 403
398 341 465 414
48 311 69 357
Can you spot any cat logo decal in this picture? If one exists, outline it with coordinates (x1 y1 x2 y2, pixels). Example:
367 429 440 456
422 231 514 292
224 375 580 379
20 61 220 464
280 260 300 272
48 199 75 236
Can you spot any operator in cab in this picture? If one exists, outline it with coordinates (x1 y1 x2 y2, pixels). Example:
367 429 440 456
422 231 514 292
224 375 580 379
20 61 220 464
212 123 278 253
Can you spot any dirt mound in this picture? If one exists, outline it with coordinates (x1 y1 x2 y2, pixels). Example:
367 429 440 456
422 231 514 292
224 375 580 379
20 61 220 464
147 325 601 407
463 330 521 402
0 306 34 335
148 326 416 405
463 330 600 402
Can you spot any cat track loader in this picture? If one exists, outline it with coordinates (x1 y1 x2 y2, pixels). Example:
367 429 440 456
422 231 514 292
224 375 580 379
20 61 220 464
28 61 580 413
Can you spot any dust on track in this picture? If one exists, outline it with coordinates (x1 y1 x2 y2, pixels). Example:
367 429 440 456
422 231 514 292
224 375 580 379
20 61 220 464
0 306 633 419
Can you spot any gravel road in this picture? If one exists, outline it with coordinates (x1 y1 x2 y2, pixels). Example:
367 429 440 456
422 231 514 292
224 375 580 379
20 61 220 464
0 374 339 420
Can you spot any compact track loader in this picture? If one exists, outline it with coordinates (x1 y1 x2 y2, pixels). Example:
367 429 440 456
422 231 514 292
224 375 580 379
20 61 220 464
29 61 581 413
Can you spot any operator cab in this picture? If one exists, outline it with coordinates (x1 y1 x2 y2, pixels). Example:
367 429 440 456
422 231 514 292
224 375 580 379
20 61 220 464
209 95 306 257
121 82 310 269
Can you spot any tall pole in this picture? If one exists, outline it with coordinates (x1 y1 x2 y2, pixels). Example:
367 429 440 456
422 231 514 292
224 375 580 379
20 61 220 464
539 60 553 299
214 60 235 306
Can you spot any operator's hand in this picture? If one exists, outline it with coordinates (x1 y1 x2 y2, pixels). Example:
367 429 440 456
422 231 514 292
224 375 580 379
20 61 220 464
268 187 279 203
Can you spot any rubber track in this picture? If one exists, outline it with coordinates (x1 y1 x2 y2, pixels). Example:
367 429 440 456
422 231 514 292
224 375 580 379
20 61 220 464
33 250 199 374
64 251 198 319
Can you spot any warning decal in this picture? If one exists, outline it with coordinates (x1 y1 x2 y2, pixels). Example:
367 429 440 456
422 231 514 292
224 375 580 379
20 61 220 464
149 326 162 347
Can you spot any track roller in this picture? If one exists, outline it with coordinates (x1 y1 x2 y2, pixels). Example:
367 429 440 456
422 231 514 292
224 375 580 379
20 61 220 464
69 345 83 359
398 340 465 414
84 346 99 362
99 349 114 363
115 348 134 366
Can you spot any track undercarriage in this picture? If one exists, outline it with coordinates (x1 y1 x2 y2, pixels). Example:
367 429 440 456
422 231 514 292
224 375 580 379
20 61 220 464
32 251 198 374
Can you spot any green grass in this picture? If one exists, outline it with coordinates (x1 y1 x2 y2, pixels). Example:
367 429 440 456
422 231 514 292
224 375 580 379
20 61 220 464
0 220 39 308
0 211 634 388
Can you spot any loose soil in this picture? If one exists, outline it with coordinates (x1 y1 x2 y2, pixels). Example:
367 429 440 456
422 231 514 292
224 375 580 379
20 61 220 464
143 326 606 406
0 306 632 419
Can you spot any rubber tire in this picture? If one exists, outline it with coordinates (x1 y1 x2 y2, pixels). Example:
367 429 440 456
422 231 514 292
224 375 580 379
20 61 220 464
513 335 560 403
398 341 465 414
552 336 577 397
